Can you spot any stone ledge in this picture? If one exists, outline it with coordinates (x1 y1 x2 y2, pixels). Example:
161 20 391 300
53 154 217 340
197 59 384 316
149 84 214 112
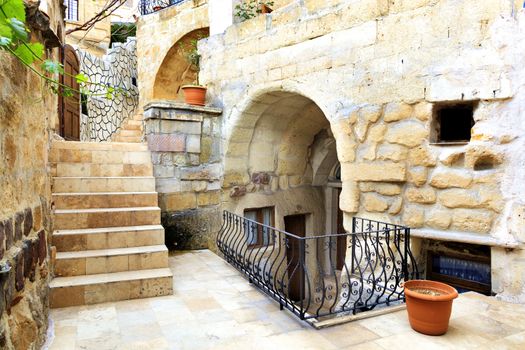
144 100 223 120
411 228 521 249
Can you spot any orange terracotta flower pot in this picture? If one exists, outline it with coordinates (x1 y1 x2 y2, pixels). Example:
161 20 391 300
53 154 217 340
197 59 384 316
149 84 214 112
404 280 458 336
181 85 207 106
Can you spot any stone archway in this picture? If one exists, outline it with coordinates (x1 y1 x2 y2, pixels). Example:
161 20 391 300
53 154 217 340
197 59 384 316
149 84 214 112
152 27 210 101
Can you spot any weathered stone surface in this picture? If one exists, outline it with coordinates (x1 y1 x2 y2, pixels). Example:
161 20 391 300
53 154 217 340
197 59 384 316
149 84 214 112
452 209 493 233
408 167 428 187
15 250 24 292
2 219 13 250
331 119 356 163
363 193 389 212
465 146 504 170
440 152 465 166
251 172 271 185
180 164 221 181
425 210 452 229
163 207 221 250
23 241 32 279
230 186 247 198
389 197 403 215
383 102 412 122
368 124 386 142
408 146 437 167
359 182 402 196
340 181 359 213
430 170 472 189
359 104 382 123
14 213 23 242
385 120 428 147
0 224 3 260
376 143 408 162
23 208 32 237
341 162 406 182
439 189 480 209
160 192 197 211
413 102 432 121
38 230 46 265
197 191 221 206
402 206 425 228
32 205 42 231
406 187 437 204
147 134 186 152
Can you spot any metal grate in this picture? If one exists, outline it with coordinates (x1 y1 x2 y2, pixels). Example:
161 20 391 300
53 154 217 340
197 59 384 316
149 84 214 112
138 0 187 15
64 0 79 21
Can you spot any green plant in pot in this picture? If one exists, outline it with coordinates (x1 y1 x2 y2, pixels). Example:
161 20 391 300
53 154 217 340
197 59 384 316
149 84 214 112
180 38 207 106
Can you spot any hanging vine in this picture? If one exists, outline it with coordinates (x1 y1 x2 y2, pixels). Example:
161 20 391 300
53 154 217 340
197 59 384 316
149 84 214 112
0 0 127 98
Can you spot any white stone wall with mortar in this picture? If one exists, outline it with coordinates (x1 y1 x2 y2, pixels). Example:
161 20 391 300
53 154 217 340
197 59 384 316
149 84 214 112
196 0 525 301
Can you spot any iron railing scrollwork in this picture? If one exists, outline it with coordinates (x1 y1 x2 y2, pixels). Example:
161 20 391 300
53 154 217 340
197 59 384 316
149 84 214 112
138 0 187 15
216 211 419 322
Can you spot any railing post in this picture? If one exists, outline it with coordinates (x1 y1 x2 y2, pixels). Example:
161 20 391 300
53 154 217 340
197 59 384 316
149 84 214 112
403 228 410 282
299 238 305 319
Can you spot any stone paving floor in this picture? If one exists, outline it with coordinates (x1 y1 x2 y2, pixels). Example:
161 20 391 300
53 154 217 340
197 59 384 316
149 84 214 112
45 250 525 350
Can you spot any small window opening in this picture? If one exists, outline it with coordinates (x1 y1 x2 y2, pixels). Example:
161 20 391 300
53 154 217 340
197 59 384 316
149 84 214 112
432 102 476 143
81 93 89 116
426 242 491 295
244 207 275 247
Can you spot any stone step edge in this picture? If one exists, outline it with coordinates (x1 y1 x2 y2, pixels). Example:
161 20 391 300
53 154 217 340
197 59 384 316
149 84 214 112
51 141 148 151
54 206 160 214
56 244 168 260
52 191 158 197
50 268 173 288
53 176 155 180
53 224 164 236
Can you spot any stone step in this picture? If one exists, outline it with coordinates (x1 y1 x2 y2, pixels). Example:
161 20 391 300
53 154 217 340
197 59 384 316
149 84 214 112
50 148 151 165
52 162 153 177
49 268 173 308
51 140 148 152
53 207 160 230
53 192 158 209
125 120 143 128
55 245 169 277
52 176 156 193
118 129 142 137
53 225 165 252
113 135 143 143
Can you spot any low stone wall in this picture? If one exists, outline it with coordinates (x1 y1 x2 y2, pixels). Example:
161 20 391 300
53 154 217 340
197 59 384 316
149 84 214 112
144 101 222 249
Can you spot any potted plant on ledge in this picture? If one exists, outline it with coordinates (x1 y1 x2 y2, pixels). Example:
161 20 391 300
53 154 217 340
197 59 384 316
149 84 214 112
403 280 458 336
180 38 207 106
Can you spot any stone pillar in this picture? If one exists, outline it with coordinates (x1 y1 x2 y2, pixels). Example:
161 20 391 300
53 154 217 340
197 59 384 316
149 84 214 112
208 0 234 35
144 101 223 250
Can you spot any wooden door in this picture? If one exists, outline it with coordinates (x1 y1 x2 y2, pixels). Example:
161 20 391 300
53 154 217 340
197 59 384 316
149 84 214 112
284 214 306 301
59 45 80 140
336 188 347 270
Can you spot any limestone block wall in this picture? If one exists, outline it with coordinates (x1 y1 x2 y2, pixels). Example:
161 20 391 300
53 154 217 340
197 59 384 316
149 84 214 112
0 1 61 347
144 102 222 249
137 0 210 111
197 0 525 301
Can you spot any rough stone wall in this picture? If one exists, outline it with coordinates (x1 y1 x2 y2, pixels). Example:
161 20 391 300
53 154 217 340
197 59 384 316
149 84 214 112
0 0 60 346
197 0 525 301
136 0 209 110
144 102 222 249
76 38 139 142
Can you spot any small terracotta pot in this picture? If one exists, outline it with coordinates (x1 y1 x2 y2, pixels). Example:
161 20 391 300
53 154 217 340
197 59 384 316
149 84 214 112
181 85 207 106
404 280 458 336
153 6 163 11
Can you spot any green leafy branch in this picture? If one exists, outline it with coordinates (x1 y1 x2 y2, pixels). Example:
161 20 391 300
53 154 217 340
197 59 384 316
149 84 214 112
234 0 274 22
0 0 128 99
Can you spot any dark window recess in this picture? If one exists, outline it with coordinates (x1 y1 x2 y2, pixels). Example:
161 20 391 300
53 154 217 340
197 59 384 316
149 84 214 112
81 93 89 116
432 102 476 143
132 77 137 87
426 244 491 295
244 207 274 247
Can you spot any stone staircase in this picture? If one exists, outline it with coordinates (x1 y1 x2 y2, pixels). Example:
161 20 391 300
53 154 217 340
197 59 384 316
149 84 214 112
111 114 143 143
49 141 173 308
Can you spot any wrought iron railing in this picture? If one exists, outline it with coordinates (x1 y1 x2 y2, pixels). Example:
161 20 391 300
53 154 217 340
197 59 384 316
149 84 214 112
216 211 419 321
138 0 187 15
